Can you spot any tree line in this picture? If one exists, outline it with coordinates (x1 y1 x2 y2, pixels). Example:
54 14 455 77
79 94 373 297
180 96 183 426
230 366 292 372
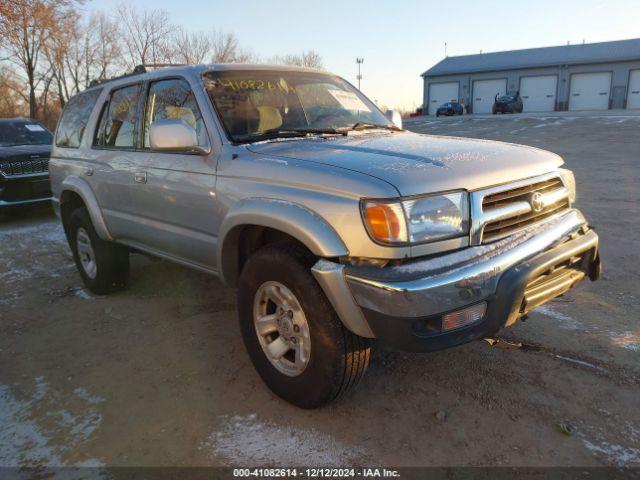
0 0 324 128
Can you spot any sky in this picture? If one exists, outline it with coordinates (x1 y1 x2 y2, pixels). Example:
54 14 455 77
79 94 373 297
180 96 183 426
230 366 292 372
85 0 639 111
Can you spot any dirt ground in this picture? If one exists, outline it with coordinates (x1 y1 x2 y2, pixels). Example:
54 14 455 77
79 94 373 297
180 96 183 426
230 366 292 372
1 112 639 469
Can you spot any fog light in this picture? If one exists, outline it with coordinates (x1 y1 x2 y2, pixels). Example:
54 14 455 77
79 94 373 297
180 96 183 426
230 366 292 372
442 302 487 331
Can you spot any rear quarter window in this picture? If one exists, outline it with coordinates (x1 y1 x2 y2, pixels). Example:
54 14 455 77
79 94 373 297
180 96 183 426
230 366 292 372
55 89 101 148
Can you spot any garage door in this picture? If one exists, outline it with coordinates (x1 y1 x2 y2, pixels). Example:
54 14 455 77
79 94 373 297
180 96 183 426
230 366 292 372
569 72 611 111
520 76 557 112
627 70 640 109
473 79 506 114
428 82 459 115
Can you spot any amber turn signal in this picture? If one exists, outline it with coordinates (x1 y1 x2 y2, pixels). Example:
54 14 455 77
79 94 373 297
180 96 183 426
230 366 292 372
362 201 407 243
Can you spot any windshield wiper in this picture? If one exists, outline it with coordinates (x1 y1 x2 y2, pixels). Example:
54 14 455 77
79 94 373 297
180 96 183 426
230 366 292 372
349 122 402 132
238 128 347 144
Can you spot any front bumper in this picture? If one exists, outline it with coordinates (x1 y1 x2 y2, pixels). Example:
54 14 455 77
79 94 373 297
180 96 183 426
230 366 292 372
313 209 600 352
0 173 51 207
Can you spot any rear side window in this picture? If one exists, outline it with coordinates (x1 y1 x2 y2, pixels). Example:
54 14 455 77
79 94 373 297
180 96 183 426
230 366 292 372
142 78 208 149
55 89 101 148
95 84 142 149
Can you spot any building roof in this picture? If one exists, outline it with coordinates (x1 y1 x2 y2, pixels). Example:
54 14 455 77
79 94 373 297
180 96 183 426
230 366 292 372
422 38 640 77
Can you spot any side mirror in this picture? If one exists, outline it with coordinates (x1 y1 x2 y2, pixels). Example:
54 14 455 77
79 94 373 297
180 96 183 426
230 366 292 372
149 119 209 155
385 110 403 129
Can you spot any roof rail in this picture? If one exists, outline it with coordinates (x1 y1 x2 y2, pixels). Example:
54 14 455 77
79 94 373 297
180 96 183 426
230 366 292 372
88 65 147 88
143 63 187 69
88 63 191 87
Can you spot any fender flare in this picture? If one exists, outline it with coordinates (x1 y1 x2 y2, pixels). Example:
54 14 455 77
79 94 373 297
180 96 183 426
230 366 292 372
60 176 113 241
217 198 348 286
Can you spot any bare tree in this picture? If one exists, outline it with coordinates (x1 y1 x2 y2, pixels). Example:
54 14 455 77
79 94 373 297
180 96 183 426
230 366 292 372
0 66 29 117
171 28 211 64
116 4 175 68
269 50 324 70
0 0 76 118
43 9 76 107
210 30 256 63
210 30 238 63
89 11 121 81
300 50 324 69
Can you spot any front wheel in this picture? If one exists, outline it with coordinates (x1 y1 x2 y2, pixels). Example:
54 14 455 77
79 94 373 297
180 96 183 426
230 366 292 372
237 243 372 408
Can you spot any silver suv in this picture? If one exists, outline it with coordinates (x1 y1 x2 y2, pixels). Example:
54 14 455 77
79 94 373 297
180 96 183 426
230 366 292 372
50 65 601 408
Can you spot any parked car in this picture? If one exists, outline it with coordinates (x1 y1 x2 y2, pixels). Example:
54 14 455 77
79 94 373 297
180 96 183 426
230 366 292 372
0 118 53 207
49 65 600 408
436 102 463 117
493 93 523 114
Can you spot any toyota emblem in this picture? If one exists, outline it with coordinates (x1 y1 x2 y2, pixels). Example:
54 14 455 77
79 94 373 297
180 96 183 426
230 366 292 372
530 192 544 213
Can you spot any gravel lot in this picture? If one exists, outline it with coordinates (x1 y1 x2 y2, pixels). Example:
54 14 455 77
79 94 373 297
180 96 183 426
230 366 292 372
1 112 639 469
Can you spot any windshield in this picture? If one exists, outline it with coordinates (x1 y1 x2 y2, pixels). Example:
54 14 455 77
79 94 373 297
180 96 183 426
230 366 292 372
498 96 515 102
203 70 393 143
0 121 53 147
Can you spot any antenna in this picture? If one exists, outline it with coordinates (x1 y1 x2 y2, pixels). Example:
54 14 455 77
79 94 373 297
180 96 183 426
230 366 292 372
356 58 364 90
444 42 448 57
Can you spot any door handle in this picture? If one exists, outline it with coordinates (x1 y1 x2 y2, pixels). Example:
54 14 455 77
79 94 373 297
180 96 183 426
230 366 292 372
134 172 147 184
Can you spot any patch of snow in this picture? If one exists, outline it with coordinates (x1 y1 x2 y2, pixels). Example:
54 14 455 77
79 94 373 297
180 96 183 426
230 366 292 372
73 388 104 405
554 354 607 373
203 414 363 466
536 305 582 330
0 378 103 467
582 439 640 467
0 221 66 243
312 259 339 272
74 289 94 301
609 331 640 352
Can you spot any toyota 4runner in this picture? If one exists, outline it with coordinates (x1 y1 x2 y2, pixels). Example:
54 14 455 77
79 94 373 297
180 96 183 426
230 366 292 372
50 65 601 408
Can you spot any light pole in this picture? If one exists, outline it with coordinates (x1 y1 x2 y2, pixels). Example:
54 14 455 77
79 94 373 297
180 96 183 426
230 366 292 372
356 58 364 90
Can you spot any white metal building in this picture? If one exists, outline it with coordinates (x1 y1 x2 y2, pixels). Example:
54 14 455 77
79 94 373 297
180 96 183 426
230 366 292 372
421 38 640 115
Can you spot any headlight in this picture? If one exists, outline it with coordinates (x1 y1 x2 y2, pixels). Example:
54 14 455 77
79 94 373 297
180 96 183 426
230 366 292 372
558 168 576 204
362 191 469 245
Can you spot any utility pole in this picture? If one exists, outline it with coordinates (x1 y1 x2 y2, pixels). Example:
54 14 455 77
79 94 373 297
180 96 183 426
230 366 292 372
356 58 364 90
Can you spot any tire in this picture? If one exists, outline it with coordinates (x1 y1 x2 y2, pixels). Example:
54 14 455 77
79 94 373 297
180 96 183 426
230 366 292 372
492 107 497 114
436 112 440 117
66 206 129 294
237 243 372 408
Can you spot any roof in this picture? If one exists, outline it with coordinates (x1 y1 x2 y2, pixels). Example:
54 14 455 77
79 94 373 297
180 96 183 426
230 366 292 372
85 63 331 91
422 38 640 77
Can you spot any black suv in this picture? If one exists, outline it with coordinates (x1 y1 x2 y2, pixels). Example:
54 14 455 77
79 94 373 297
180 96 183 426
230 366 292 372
493 93 523 114
0 118 53 207
436 102 464 117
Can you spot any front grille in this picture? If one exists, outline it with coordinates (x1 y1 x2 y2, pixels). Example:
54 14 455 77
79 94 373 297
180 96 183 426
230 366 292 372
0 156 50 176
480 177 570 243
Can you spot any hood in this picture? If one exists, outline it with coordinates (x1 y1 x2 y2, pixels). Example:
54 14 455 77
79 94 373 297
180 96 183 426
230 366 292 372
0 143 51 160
247 131 563 196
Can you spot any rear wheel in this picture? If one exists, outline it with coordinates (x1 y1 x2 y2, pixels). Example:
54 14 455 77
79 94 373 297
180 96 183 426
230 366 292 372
237 243 372 408
67 206 129 294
